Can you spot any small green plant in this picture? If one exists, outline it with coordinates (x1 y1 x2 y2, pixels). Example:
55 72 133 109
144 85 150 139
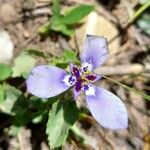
38 0 94 37
0 37 150 149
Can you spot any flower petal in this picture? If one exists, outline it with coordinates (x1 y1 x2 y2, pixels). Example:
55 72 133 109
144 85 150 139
85 85 128 129
26 65 69 98
69 63 80 78
85 74 101 82
73 86 81 99
63 74 76 86
80 34 109 69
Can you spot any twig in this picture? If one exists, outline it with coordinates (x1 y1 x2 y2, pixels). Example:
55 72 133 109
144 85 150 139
18 128 32 150
94 64 144 75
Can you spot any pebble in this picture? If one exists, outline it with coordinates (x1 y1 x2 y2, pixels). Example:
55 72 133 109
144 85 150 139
0 29 14 64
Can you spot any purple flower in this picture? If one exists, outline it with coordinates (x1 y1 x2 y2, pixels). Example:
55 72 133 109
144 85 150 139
26 34 128 129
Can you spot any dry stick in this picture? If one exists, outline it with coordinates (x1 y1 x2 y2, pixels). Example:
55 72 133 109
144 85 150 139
95 0 148 53
122 0 148 51
94 64 144 76
17 34 38 50
98 131 114 150
18 128 32 150
79 114 114 150
95 2 118 25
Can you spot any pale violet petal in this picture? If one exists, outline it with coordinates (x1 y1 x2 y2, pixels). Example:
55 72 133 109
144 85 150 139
80 34 109 69
26 65 69 98
84 84 95 96
73 87 81 99
85 85 128 129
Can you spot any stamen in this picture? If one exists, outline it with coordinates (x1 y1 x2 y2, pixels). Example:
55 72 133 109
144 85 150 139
81 76 89 83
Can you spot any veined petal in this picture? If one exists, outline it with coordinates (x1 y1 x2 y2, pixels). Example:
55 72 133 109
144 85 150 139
80 34 109 69
26 65 69 98
85 74 101 82
69 63 80 78
73 86 81 99
85 85 128 129
74 81 82 93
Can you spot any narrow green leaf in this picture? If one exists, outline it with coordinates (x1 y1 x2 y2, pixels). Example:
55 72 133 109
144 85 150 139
12 53 36 78
26 49 47 58
0 64 12 81
0 85 4 103
38 22 51 35
129 0 150 22
52 0 60 17
46 100 79 149
71 124 93 145
51 21 75 36
103 76 150 101
60 5 94 25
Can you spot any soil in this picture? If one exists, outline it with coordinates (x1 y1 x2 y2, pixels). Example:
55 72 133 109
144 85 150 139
0 0 149 150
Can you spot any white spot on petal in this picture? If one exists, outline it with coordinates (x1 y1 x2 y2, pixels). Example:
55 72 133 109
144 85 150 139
84 84 95 96
62 75 76 86
81 62 93 73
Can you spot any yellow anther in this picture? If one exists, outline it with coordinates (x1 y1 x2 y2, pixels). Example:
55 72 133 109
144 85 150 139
84 70 91 75
81 75 89 83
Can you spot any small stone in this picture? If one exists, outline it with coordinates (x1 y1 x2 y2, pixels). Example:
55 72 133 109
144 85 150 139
0 30 14 64
0 3 18 24
69 11 121 64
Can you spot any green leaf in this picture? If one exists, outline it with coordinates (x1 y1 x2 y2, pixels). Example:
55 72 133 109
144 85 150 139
103 76 150 101
12 53 36 78
52 0 60 17
60 5 94 25
51 21 75 36
137 13 150 35
129 0 150 22
26 49 47 58
0 85 4 103
46 100 79 149
31 111 44 124
38 22 51 35
71 124 92 145
0 64 12 81
63 49 77 62
11 95 29 114
0 85 22 114
50 57 68 68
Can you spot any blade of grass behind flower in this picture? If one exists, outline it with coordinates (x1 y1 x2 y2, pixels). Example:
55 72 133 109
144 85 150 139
129 0 150 23
103 76 150 101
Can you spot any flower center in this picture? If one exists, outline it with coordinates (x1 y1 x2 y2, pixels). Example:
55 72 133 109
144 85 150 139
70 63 97 92
63 63 99 93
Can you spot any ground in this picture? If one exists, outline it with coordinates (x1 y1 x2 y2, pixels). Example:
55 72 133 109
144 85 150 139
0 0 150 150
